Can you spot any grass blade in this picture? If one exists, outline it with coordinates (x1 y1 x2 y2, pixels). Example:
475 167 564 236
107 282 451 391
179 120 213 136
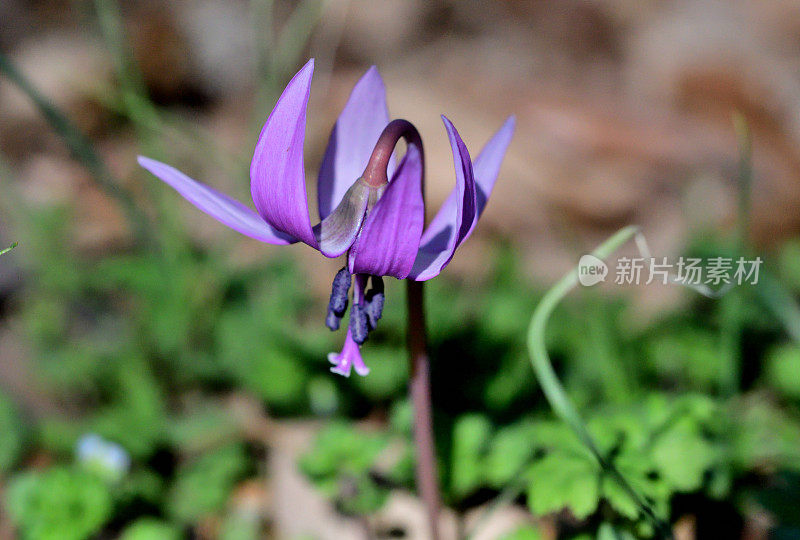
0 242 18 256
0 50 153 246
526 225 673 538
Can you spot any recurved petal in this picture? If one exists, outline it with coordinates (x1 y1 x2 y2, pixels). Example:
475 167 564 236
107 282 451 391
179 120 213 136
250 59 319 248
138 156 295 244
348 144 424 280
317 66 394 220
473 116 515 218
408 116 477 281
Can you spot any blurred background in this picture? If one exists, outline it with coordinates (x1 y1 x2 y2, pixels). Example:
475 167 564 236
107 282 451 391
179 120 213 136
3 0 800 538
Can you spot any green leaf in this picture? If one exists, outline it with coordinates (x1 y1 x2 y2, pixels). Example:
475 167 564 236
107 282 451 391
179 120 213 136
651 419 716 492
37 418 84 455
484 421 539 488
299 423 388 480
601 448 668 522
450 414 493 498
216 307 309 411
338 474 390 515
120 519 181 540
0 391 25 473
483 288 533 340
298 423 391 516
526 452 600 519
5 466 112 540
167 443 249 524
602 476 640 520
90 359 166 460
765 345 800 399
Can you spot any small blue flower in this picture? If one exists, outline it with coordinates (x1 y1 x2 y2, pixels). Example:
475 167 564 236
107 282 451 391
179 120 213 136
76 434 130 482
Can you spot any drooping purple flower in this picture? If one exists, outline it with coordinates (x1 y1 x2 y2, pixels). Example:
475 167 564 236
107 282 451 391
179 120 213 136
138 59 514 377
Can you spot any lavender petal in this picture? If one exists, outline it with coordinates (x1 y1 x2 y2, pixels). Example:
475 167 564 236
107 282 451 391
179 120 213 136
250 59 319 249
138 156 295 244
317 66 394 220
348 144 424 279
408 116 477 281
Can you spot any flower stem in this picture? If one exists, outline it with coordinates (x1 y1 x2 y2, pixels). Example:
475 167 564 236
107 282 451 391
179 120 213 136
362 120 423 188
406 279 441 540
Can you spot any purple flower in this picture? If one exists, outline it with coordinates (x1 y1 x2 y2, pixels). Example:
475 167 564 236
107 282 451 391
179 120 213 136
138 59 514 377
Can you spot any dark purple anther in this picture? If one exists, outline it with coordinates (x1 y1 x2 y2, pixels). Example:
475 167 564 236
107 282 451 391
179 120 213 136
326 310 341 331
350 303 369 345
326 267 352 330
365 276 385 329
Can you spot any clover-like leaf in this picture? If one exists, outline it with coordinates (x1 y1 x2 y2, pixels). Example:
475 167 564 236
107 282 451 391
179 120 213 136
5 466 113 540
484 421 539 488
167 443 248 524
651 419 717 492
526 451 600 519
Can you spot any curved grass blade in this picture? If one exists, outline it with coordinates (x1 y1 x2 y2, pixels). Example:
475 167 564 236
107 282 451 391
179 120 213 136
526 225 673 538
0 242 18 256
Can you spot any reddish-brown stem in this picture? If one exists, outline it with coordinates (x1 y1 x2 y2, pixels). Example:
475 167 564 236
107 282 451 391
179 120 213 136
361 119 423 188
364 118 439 538
407 279 441 540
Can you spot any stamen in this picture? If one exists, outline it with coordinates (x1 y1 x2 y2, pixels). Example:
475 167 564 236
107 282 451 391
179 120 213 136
325 310 341 331
326 267 352 330
326 121 422 342
364 276 385 330
350 303 369 345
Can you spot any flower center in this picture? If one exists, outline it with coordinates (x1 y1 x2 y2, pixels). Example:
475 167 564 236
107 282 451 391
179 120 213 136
323 119 422 342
